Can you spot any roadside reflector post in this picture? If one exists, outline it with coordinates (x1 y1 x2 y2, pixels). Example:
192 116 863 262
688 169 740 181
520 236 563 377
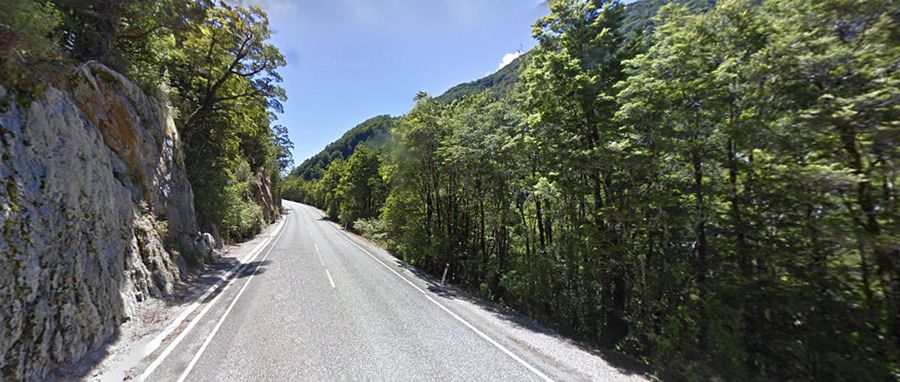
441 263 450 287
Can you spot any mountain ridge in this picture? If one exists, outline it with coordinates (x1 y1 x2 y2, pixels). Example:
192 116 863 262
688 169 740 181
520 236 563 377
291 0 717 180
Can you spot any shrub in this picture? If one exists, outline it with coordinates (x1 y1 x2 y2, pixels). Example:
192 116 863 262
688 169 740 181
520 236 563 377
0 0 61 61
353 217 387 243
220 182 264 242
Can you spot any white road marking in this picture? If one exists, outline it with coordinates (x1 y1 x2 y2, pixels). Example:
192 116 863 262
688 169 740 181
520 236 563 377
314 206 554 382
138 218 287 381
314 243 325 265
325 269 336 288
176 218 289 382
141 219 284 358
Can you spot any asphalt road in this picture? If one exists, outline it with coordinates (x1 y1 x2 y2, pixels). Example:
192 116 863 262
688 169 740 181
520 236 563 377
137 201 646 381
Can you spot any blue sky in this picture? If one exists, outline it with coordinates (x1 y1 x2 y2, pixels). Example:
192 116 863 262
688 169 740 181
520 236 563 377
242 0 550 165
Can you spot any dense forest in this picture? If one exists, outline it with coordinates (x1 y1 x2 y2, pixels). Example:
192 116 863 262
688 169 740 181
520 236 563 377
620 0 716 35
282 0 899 380
287 52 530 183
434 51 528 103
2 0 293 243
290 115 395 180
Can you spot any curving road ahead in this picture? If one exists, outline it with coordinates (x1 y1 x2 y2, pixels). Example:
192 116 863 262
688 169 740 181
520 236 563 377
136 201 646 381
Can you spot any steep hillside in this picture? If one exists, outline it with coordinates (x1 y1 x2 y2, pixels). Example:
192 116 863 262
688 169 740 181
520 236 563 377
292 115 396 180
434 0 715 103
0 62 215 380
291 55 526 180
434 52 528 103
622 0 716 36
292 0 698 175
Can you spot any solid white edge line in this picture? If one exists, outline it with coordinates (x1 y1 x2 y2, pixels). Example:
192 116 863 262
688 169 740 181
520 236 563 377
325 269 336 288
142 217 286 355
314 206 554 382
141 221 277 357
138 218 287 381
176 219 288 382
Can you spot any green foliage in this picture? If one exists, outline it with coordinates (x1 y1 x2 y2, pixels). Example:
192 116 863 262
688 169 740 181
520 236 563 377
48 0 207 90
220 181 264 241
300 0 899 380
272 124 294 173
294 50 530 183
354 217 387 243
434 51 528 103
337 147 386 227
292 115 395 180
283 147 388 231
0 0 62 61
620 0 716 37
13 0 295 245
279 175 316 205
319 158 347 219
163 2 288 240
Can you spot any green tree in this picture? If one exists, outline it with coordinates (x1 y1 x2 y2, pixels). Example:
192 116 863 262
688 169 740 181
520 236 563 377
337 147 386 227
381 93 448 263
272 124 294 173
318 158 346 220
165 3 287 238
523 0 631 345
49 0 208 89
0 0 62 62
614 0 897 378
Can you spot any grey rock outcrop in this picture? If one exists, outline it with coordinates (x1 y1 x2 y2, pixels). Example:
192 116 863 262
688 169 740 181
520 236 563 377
248 168 280 224
0 62 212 380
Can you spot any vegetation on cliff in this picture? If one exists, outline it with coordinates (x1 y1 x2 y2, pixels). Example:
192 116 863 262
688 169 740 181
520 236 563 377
1 0 293 242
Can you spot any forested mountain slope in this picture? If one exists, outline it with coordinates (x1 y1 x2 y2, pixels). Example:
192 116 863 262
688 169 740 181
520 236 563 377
291 115 395 180
434 52 529 103
621 0 715 35
289 53 528 182
291 0 715 181
282 0 899 380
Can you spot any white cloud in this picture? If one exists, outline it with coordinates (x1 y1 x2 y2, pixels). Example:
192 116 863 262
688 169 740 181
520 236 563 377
498 51 523 70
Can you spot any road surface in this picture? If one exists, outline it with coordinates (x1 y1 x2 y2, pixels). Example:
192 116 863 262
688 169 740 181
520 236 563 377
136 201 646 381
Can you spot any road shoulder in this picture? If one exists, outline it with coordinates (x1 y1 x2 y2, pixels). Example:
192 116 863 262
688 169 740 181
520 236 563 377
50 215 287 381
304 203 651 382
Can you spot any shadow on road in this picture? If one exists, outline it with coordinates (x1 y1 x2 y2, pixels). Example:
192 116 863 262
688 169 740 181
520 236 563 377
49 246 277 380
169 258 273 308
367 242 653 379
302 203 652 379
50 211 289 380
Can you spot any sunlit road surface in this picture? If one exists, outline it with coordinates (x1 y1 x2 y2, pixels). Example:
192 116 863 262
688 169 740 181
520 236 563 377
139 200 646 382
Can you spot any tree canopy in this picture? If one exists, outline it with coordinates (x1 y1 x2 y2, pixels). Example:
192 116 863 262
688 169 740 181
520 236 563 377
282 0 899 379
1 0 294 243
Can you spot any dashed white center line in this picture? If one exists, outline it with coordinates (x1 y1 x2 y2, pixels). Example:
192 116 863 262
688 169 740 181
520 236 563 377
317 207 554 382
314 243 325 265
325 269 336 288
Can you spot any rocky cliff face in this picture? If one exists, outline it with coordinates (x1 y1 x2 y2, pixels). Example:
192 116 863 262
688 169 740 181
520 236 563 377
249 168 280 224
0 62 213 380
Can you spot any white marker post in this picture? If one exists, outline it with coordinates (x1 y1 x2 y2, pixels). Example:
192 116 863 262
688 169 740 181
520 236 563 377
441 263 450 287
